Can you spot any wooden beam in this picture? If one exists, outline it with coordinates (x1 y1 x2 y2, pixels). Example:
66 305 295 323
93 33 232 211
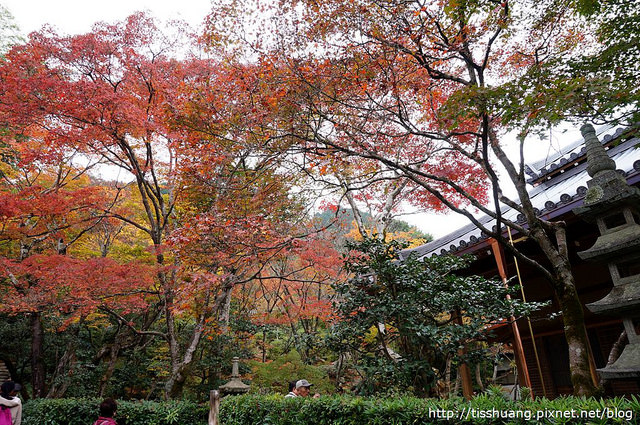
489 239 534 397
453 309 475 400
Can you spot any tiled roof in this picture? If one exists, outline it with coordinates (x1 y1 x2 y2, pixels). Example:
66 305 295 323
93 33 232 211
402 128 640 260
524 126 627 184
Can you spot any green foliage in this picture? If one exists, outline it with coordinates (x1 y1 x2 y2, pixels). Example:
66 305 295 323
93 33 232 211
0 306 260 401
249 350 334 395
20 394 640 425
496 0 640 131
185 330 250 401
574 0 640 125
22 398 207 425
576 0 639 82
0 315 31 382
220 394 640 425
329 238 545 396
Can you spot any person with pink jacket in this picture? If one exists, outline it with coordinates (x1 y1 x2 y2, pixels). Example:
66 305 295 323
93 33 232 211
92 398 118 425
0 381 22 425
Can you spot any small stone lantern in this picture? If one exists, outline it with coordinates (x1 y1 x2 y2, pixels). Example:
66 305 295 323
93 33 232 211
574 124 640 380
219 357 250 395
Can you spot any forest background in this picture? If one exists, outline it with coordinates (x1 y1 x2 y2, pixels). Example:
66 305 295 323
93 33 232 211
0 0 637 402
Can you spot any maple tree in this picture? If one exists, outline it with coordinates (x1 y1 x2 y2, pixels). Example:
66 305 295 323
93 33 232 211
301 150 431 244
0 14 222 398
0 134 153 397
0 13 342 398
202 0 616 395
248 233 342 362
170 135 343 362
7 0 627 399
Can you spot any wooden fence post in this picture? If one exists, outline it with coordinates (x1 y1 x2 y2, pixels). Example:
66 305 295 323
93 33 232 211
209 389 220 425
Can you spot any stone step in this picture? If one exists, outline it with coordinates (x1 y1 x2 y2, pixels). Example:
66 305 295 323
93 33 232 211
0 360 11 383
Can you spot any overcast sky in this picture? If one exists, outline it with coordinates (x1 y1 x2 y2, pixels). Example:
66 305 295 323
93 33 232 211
2 0 211 36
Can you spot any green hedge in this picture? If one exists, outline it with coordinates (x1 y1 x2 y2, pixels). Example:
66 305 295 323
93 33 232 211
22 398 207 425
220 394 640 425
23 394 640 425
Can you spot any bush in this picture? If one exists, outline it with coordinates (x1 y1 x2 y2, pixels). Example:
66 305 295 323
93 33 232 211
329 238 546 396
221 394 640 425
249 350 334 395
22 393 640 424
23 398 207 425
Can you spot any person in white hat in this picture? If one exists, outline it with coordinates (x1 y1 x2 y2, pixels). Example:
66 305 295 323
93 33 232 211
285 379 313 398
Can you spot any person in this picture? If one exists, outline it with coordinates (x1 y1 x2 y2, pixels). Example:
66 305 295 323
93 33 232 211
92 398 118 425
285 380 297 397
285 379 299 398
0 381 22 425
285 379 319 398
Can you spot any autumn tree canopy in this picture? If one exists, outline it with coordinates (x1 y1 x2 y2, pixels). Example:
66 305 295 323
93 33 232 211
1 0 635 400
200 0 638 396
0 13 340 398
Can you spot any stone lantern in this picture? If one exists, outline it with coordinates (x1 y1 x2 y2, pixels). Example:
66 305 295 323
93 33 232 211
219 357 250 395
574 124 640 379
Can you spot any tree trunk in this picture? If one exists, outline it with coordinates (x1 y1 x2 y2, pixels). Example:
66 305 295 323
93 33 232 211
262 330 267 363
444 355 452 398
606 330 627 367
559 281 598 396
166 365 189 399
475 363 485 392
30 312 46 398
46 341 77 398
601 330 627 393
488 120 600 397
526 224 598 397
98 340 122 397
453 369 461 395
163 279 212 399
163 284 182 399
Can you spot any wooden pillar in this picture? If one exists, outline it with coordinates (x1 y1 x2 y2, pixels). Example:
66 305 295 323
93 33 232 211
489 239 533 396
209 389 220 425
459 362 474 400
453 309 475 400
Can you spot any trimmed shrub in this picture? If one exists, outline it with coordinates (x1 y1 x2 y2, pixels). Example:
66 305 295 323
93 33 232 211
22 398 207 425
221 394 640 425
22 393 640 425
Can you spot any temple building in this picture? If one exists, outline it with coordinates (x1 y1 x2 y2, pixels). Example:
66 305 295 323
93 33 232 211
403 126 640 397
